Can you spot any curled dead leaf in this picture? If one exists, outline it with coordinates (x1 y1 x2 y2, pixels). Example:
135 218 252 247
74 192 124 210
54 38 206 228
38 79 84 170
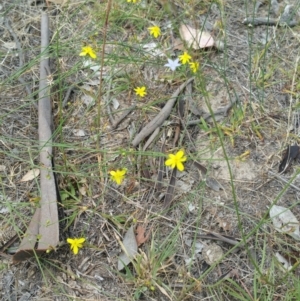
20 169 40 182
270 205 300 240
179 24 214 50
135 224 151 246
117 226 138 270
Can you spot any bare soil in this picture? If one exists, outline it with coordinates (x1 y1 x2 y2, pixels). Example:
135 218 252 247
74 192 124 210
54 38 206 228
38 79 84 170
1 0 300 300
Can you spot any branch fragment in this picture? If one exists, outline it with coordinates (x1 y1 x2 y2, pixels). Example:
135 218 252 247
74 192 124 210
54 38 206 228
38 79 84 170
132 77 195 147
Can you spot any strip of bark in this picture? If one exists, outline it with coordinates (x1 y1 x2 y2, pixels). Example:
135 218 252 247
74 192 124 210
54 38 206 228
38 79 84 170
132 77 194 147
13 12 59 262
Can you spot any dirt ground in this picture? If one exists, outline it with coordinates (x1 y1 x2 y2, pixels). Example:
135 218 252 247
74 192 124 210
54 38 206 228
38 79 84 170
1 0 300 300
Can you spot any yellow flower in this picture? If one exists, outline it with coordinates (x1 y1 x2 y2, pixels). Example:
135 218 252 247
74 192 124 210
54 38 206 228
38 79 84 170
148 26 161 38
179 52 192 64
165 150 187 171
67 237 85 255
110 169 127 185
134 86 147 97
127 0 137 2
79 46 97 59
189 61 199 73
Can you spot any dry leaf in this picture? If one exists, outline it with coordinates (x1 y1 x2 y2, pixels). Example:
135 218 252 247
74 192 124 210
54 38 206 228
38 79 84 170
179 24 214 50
135 225 151 246
205 177 224 191
118 225 138 270
143 42 165 57
20 169 40 182
172 38 184 51
216 217 232 231
112 98 120 110
270 205 300 240
275 252 292 271
46 0 68 5
202 243 223 265
3 42 17 49
73 129 85 137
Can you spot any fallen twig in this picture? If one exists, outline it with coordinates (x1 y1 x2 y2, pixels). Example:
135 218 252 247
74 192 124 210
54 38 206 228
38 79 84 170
243 17 298 27
268 171 300 192
198 232 241 246
143 127 160 151
62 84 76 108
105 78 115 126
4 18 34 106
132 77 195 147
113 105 137 129
186 98 238 126
164 168 177 208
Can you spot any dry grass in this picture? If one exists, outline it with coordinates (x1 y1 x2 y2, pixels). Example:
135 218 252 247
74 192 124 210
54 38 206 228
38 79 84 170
1 0 300 300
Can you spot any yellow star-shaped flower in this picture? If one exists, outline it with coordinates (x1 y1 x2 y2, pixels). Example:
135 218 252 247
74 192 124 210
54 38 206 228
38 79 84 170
148 26 161 38
67 237 85 255
178 52 192 64
79 46 97 59
110 169 127 185
165 150 187 171
189 61 199 73
127 0 137 2
134 86 147 97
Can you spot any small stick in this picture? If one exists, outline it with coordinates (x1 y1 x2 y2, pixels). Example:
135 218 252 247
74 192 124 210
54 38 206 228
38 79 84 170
62 84 75 108
198 232 241 246
105 78 115 126
132 77 195 147
243 17 298 27
143 127 160 151
186 98 237 126
164 168 177 208
112 105 137 129
268 171 300 192
5 18 34 106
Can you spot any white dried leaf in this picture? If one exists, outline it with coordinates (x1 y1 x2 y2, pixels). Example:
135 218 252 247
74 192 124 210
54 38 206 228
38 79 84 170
184 257 193 265
118 225 138 270
73 129 85 137
3 42 17 49
112 98 120 110
203 243 223 265
90 65 101 72
0 207 9 214
79 186 87 196
270 205 300 240
143 42 165 57
83 59 93 68
0 165 6 172
86 79 100 86
20 169 40 182
179 24 214 50
188 203 196 212
275 252 292 271
82 94 94 106
195 242 204 254
46 0 68 4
